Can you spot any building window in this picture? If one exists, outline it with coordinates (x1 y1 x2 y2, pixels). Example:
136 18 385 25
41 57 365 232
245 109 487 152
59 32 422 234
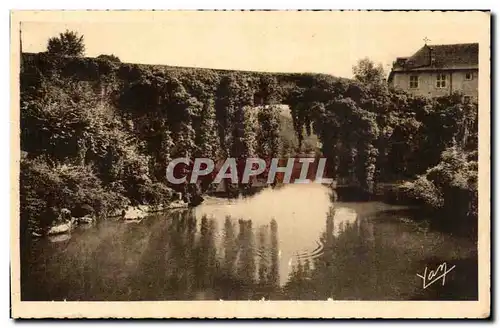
436 74 447 88
409 75 419 89
465 72 473 81
463 96 471 104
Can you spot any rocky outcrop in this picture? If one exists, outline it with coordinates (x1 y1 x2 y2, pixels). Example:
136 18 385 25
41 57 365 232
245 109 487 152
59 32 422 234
41 201 192 238
46 209 95 236
168 200 189 210
47 220 74 235
121 201 190 220
122 206 149 220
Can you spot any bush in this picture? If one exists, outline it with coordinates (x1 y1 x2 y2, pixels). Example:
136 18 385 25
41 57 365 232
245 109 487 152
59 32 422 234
20 157 61 234
138 182 174 206
97 54 121 63
55 164 128 216
20 157 128 234
399 176 444 209
399 146 477 231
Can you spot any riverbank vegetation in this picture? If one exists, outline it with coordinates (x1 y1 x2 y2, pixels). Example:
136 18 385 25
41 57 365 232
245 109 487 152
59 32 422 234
286 60 478 235
398 146 478 236
20 31 478 237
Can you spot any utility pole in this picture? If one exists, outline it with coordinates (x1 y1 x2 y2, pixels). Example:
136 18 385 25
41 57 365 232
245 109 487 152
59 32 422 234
20 22 23 72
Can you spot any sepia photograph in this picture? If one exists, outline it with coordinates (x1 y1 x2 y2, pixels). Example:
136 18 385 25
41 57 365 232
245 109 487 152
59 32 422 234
10 10 490 318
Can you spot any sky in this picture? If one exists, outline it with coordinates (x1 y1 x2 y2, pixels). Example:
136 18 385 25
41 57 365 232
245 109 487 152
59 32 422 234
20 11 489 78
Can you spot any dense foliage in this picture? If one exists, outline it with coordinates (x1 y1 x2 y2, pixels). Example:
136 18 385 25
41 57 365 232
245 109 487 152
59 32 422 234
20 52 478 235
20 53 285 234
399 146 478 235
97 54 121 63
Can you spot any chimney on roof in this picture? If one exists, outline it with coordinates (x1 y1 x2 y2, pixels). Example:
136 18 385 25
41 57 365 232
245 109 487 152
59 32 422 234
428 46 435 66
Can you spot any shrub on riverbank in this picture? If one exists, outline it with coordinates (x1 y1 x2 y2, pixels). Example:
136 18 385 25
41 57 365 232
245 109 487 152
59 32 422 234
20 65 180 234
399 146 478 233
20 155 177 235
20 157 128 235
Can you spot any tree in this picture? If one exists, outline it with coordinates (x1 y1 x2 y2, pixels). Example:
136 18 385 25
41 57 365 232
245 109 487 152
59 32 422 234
195 99 219 159
257 105 281 159
231 105 258 160
47 30 85 57
352 58 386 88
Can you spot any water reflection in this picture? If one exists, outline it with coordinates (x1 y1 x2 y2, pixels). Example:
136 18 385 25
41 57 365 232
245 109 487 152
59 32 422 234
21 185 477 301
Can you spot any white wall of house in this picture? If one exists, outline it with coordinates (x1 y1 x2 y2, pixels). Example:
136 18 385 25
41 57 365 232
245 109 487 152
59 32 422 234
390 70 478 99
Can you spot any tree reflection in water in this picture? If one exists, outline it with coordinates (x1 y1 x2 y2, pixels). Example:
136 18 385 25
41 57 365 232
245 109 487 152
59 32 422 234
163 205 368 300
149 206 367 300
21 203 477 301
150 210 282 300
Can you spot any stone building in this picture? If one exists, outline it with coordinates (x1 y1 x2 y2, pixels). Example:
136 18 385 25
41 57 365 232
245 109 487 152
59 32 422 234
388 43 478 102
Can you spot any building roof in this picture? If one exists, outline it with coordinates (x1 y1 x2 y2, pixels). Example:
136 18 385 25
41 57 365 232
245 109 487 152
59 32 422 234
388 43 479 82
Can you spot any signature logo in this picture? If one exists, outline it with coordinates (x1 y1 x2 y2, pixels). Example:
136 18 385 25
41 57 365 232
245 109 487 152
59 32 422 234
416 262 456 289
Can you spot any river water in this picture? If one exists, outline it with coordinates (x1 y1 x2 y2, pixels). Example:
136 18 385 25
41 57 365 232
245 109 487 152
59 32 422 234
21 184 477 301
